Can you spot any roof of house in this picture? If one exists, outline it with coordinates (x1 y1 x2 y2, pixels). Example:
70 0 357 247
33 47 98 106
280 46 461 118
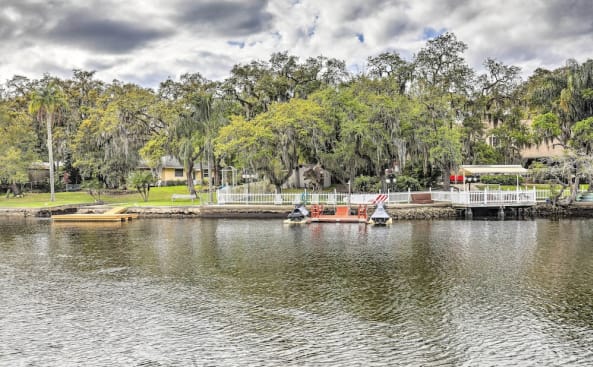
458 165 528 175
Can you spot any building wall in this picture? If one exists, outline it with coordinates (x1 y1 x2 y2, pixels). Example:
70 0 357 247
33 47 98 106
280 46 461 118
161 167 186 182
159 167 205 184
485 118 565 159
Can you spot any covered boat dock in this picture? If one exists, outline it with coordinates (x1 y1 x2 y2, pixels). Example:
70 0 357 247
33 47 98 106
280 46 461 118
450 165 536 217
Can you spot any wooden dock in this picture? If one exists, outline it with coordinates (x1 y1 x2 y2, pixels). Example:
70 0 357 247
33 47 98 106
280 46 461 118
51 206 138 222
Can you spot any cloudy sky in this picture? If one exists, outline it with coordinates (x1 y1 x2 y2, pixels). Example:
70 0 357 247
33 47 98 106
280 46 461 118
1 0 592 88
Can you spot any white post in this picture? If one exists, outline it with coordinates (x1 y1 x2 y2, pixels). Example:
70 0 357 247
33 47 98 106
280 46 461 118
463 172 466 192
484 185 488 205
408 187 411 203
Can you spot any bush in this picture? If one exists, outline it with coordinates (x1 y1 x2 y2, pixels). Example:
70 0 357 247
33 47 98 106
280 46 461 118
353 176 382 192
393 175 421 192
480 175 524 185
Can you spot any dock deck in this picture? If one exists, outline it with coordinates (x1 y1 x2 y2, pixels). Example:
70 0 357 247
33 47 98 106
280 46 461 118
51 206 138 222
308 204 368 223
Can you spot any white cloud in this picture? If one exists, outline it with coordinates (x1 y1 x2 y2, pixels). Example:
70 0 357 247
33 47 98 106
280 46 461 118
0 0 591 87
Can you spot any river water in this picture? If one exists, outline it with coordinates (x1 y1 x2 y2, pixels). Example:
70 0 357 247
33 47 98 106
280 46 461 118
1 217 593 366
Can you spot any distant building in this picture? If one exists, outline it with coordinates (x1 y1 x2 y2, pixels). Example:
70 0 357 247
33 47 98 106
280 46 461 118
485 118 565 164
138 156 207 186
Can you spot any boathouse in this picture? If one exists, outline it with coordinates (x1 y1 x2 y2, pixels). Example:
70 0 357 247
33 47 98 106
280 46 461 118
451 165 535 218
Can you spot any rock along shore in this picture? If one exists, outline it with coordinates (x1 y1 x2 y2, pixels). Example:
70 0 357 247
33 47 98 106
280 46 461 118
2 201 592 220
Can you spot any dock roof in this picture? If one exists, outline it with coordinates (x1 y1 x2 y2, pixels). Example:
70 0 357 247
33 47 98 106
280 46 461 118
458 165 528 175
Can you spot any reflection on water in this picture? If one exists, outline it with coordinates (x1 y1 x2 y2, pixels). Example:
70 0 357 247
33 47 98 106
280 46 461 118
1 218 593 366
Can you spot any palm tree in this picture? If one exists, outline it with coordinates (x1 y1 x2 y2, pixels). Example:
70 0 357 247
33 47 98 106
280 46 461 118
29 80 67 202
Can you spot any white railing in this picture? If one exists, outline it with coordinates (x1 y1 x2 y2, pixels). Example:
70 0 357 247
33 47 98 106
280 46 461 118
216 187 584 206
534 189 586 202
450 189 536 206
217 189 450 205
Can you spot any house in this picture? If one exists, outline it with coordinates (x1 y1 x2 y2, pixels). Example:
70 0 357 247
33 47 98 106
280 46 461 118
485 118 565 164
139 156 208 186
28 161 51 184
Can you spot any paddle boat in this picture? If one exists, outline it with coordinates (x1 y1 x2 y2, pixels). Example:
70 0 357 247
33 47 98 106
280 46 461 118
283 204 310 224
367 202 392 225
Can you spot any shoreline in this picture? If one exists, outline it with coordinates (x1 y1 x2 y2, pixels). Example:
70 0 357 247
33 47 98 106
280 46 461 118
2 202 593 220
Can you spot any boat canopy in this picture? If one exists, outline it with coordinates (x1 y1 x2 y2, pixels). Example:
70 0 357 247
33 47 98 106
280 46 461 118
458 165 528 176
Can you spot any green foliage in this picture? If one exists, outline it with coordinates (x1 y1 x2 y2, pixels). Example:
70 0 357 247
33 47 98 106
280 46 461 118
216 97 330 192
72 82 157 188
480 175 524 185
28 79 67 201
127 171 154 202
0 103 37 185
571 116 593 154
353 175 381 193
472 141 503 164
80 178 104 202
393 175 421 192
532 112 561 145
1 35 591 200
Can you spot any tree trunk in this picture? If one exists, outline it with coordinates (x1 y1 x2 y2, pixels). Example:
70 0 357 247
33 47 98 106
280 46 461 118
47 114 55 202
441 163 451 191
186 159 196 195
569 175 581 203
10 183 21 197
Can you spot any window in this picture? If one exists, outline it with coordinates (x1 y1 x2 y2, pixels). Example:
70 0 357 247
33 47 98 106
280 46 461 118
174 169 184 177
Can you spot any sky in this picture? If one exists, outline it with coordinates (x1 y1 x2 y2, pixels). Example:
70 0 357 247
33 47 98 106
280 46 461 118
0 0 592 88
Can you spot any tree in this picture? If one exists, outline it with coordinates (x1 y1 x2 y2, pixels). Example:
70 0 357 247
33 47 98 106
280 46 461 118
222 52 348 119
532 112 561 146
72 81 159 188
28 79 67 201
531 152 593 205
428 125 463 189
144 73 229 196
0 100 37 196
216 98 329 192
127 171 154 202
367 51 413 94
527 59 593 147
571 116 593 154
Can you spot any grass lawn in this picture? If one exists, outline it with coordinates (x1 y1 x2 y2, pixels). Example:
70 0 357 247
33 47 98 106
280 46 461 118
0 186 212 208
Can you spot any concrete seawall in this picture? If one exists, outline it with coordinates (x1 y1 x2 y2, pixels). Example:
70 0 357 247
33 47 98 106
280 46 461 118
2 202 593 220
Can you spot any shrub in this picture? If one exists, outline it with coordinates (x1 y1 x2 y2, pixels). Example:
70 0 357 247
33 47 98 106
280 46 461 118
353 176 381 192
480 175 524 185
393 175 421 192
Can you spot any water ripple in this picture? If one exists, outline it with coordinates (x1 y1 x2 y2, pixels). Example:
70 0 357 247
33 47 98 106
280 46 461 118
2 218 593 366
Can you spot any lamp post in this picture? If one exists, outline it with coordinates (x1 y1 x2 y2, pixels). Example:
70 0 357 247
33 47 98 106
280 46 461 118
347 180 351 204
385 169 396 192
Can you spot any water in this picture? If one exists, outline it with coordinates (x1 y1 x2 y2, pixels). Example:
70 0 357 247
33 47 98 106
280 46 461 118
1 217 593 366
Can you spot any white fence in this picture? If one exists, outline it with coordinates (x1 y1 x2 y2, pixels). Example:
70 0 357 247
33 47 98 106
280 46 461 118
450 190 536 206
217 189 446 205
216 187 576 206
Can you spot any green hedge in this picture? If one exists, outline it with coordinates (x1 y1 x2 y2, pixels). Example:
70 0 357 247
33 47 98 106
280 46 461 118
480 175 524 185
